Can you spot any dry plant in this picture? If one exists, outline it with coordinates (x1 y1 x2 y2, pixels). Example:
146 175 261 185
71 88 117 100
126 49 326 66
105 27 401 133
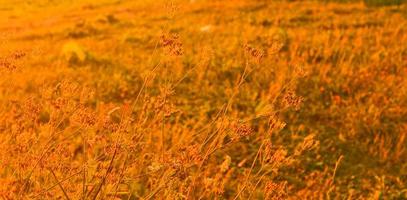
0 0 405 199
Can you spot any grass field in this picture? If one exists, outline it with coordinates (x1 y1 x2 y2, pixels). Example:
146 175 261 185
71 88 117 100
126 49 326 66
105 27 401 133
0 0 406 199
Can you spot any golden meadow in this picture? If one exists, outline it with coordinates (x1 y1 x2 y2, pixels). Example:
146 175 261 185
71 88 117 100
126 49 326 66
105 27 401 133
0 0 406 199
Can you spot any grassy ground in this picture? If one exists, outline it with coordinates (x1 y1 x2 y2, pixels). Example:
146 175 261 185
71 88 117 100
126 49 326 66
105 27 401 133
0 0 406 199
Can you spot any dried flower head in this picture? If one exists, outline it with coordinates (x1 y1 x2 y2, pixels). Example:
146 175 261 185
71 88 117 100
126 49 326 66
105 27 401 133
11 50 26 60
264 180 287 200
176 144 202 166
161 32 183 56
294 134 319 156
0 50 26 72
23 97 41 122
169 159 188 179
267 39 285 55
50 97 68 110
283 90 303 111
70 105 97 127
263 142 290 168
232 123 254 139
244 43 264 62
58 80 80 98
79 86 95 104
0 58 17 71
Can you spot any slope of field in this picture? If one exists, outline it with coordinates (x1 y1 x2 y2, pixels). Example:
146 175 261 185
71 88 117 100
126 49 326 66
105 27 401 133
0 0 406 199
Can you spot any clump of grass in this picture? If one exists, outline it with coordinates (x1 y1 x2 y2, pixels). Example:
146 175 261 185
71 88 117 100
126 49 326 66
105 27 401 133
0 0 406 199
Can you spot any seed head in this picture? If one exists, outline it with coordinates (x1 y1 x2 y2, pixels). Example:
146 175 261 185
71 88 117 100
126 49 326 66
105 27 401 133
283 90 303 111
232 123 254 139
161 32 183 56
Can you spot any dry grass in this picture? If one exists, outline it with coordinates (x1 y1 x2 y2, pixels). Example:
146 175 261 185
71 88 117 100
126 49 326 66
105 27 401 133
0 0 406 199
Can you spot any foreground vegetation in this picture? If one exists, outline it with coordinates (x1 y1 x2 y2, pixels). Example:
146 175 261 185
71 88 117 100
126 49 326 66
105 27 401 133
0 0 406 199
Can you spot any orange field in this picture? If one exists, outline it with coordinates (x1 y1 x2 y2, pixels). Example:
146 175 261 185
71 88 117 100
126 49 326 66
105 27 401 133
0 0 406 199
